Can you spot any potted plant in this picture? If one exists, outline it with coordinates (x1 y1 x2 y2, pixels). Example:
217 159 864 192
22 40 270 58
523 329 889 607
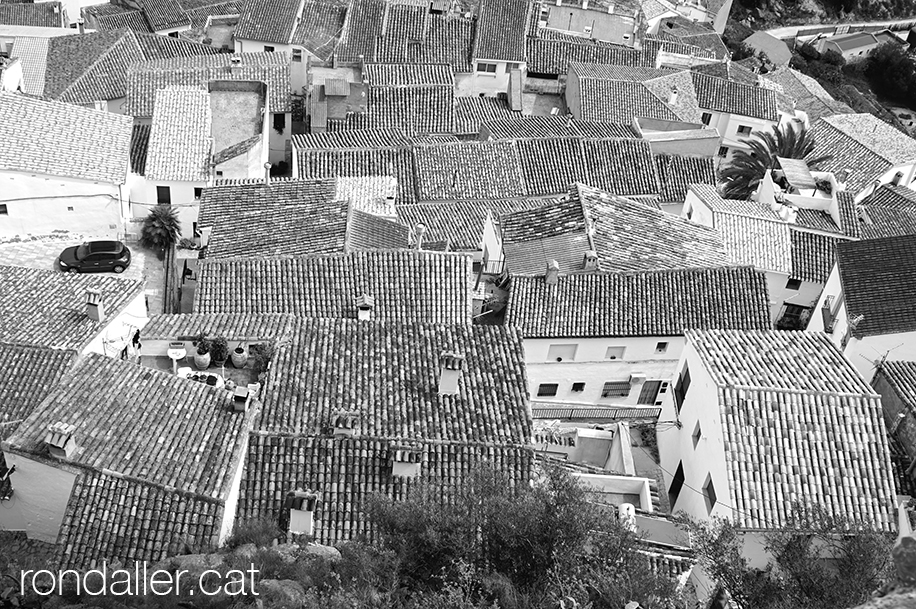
231 342 248 368
210 336 229 367
193 333 212 370
251 342 275 382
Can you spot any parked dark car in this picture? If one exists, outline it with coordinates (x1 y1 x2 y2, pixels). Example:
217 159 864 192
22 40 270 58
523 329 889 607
57 241 132 274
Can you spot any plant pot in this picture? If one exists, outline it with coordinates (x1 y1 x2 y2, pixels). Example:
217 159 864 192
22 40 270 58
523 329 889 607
214 358 227 368
193 352 211 370
206 376 217 386
231 348 248 368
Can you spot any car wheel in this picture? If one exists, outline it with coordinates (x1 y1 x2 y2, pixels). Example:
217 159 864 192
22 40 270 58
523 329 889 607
67 267 79 274
113 265 125 274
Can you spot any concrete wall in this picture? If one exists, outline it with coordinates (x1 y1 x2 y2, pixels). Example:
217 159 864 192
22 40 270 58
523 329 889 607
0 453 78 543
0 171 124 239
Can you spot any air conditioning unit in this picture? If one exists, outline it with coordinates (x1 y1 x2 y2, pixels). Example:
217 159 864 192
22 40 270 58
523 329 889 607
628 373 646 384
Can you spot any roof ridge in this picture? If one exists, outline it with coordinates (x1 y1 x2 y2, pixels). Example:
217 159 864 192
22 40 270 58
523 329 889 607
246 430 534 450
56 30 138 101
717 383 881 400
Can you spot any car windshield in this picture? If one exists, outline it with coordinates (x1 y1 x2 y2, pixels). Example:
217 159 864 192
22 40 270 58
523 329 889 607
76 244 90 260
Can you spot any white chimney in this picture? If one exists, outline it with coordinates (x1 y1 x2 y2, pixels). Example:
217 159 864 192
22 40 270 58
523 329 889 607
438 352 465 396
264 162 272 184
582 0 588 9
607 2 614 13
583 250 599 271
86 288 105 322
392 446 422 478
355 293 375 321
333 411 358 437
668 86 678 105
229 56 243 75
45 422 78 460
545 259 560 285
77 17 84 34
413 223 426 251
618 503 636 531
286 490 318 536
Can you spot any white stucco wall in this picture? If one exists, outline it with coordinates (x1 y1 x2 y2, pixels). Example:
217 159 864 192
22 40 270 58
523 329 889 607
703 111 777 166
0 171 125 238
0 453 78 542
469 60 523 96
134 179 206 239
1 57 23 91
82 291 149 356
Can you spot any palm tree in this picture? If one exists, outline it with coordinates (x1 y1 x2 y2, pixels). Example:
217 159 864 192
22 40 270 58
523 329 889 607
720 121 832 200
140 205 181 257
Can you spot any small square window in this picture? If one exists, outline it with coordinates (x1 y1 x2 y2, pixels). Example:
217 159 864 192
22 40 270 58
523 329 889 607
786 278 802 290
264 45 275 52
703 475 717 513
571 382 585 392
0 204 7 215
194 187 203 200
605 346 626 360
737 125 752 135
701 112 712 125
537 383 558 397
292 48 303 62
717 146 729 158
67 206 74 212
601 381 631 398
547 344 577 362
692 422 702 448
216 171 224 177
655 342 668 354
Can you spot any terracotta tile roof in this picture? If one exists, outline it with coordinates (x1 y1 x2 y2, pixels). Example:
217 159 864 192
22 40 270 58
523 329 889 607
713 211 792 275
763 67 853 122
502 184 728 274
420 12 475 73
794 207 841 234
455 96 518 135
0 344 75 442
293 129 411 150
146 86 211 182
570 63 675 81
525 35 647 77
295 145 417 204
126 52 291 116
643 70 702 123
507 267 771 338
691 72 779 121
239 435 535 545
334 0 382 59
581 138 661 196
0 2 62 27
654 155 717 204
396 199 554 251
859 207 916 239
473 0 527 62
44 30 219 104
577 78 680 123
194 250 474 323
56 471 223 569
130 124 151 175
96 9 151 31
184 1 239 28
235 0 301 43
530 403 662 422
688 183 778 220
141 313 298 341
334 175 397 216
516 137 589 196
789 229 850 284
291 0 345 60
863 184 916 210
359 82 456 134
687 329 897 531
810 114 916 195
9 35 49 95
347 209 410 250
5 353 254 498
837 235 916 338
258 319 531 439
414 140 525 200
877 360 916 415
0 92 133 184
482 116 636 140
641 33 716 61
364 62 452 86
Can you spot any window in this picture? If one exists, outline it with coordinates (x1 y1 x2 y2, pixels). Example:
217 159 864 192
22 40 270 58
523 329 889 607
156 186 171 205
292 48 303 62
0 204 7 215
692 421 702 448
686 207 693 220
194 187 203 200
655 342 668 354
601 381 631 398
674 366 691 414
701 112 712 125
547 344 578 362
216 171 224 177
605 346 626 360
737 125 752 135
264 45 275 52
168 31 178 38
786 278 802 290
67 206 74 212
637 380 662 405
703 475 717 513
668 462 685 508
537 383 558 397
273 112 286 134
477 62 497 74
571 382 585 392
506 62 520 71
717 146 729 158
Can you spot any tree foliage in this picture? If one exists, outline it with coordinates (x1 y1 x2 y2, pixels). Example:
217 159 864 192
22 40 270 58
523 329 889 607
865 42 916 108
719 121 832 200
139 204 181 252
681 502 894 609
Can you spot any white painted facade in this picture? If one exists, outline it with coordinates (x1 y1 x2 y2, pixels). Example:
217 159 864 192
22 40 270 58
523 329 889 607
470 59 525 96
132 179 209 240
524 336 685 405
0 170 127 239
0 57 23 91
82 291 149 357
702 110 780 168
0 453 79 543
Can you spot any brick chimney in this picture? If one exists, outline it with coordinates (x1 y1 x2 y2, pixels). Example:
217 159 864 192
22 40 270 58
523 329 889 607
45 422 78 460
86 288 105 322
355 293 375 321
438 352 465 396
545 259 560 285
583 250 599 271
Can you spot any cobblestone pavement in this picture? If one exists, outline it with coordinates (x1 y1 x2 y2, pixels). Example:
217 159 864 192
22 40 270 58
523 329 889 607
0 232 166 315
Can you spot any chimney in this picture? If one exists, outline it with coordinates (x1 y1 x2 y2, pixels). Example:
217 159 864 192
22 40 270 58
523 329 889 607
583 250 599 271
438 352 465 396
545 259 560 285
263 162 272 184
77 17 84 34
413 223 426 251
45 422 78 460
668 86 678 105
355 293 375 321
86 288 105 322
392 445 423 478
229 55 242 75
232 386 251 412
607 2 614 13
285 490 318 536
333 410 358 437
582 0 588 8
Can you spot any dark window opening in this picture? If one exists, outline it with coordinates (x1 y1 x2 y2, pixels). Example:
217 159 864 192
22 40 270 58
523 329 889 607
703 475 717 513
537 383 558 397
264 45 275 52
692 421 702 448
571 382 585 392
701 112 712 125
273 112 286 134
0 204 7 215
668 462 685 508
637 380 662 405
786 278 802 290
194 187 203 200
602 381 631 398
717 146 729 158
156 186 171 205
674 366 691 414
